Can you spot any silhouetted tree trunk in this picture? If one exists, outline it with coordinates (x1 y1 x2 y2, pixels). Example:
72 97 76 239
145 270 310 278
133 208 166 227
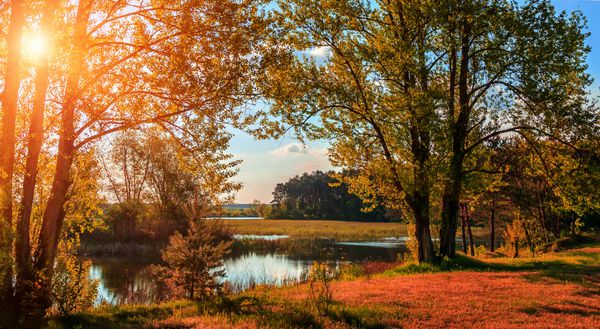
410 190 435 263
490 195 496 252
440 15 471 259
460 205 467 254
0 1 25 311
466 208 475 257
32 0 91 312
15 0 58 309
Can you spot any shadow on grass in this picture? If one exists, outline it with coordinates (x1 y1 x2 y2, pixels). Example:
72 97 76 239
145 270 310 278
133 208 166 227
452 252 600 289
47 300 202 329
325 303 389 329
48 296 325 329
385 243 600 291
519 300 600 317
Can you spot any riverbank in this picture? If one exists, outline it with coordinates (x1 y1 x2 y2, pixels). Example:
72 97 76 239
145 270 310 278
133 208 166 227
80 219 489 257
79 220 409 257
52 234 600 328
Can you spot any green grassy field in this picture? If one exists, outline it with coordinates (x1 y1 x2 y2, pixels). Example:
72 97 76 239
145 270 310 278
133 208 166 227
226 219 489 242
225 219 408 241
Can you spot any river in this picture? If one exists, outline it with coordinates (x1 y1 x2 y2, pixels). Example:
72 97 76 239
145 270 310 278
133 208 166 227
88 235 408 305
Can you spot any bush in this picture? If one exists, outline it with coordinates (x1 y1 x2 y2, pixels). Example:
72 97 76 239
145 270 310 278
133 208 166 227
51 254 98 315
153 220 232 301
307 262 338 315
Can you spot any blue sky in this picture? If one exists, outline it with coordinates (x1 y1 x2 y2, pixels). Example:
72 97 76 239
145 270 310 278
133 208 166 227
231 0 600 203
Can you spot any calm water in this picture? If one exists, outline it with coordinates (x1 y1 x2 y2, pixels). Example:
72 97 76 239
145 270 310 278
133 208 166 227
88 236 407 305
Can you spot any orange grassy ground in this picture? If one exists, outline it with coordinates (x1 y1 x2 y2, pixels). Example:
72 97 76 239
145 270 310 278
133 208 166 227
65 237 600 329
153 266 599 329
274 271 600 329
167 248 600 329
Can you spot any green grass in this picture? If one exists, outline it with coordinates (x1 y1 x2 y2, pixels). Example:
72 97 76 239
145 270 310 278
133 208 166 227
227 219 407 241
384 234 600 287
227 219 489 242
47 300 196 329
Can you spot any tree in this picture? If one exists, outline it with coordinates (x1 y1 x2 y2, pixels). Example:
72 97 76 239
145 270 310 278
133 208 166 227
269 171 388 221
155 193 233 301
437 0 593 258
0 0 25 307
15 0 59 311
260 0 441 262
252 199 269 218
0 0 266 322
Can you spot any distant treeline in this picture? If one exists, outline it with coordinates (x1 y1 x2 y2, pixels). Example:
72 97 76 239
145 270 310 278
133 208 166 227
268 171 395 222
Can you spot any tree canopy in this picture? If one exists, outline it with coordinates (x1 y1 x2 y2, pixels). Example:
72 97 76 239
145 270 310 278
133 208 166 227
270 170 391 221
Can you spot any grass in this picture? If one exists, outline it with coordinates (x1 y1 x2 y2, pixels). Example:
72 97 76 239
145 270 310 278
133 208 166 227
53 234 600 328
227 219 489 242
227 219 407 241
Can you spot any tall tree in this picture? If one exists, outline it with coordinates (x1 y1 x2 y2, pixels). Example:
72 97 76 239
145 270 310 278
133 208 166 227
0 0 25 305
437 0 592 257
15 0 60 304
260 0 441 262
1 0 266 321
270 171 388 221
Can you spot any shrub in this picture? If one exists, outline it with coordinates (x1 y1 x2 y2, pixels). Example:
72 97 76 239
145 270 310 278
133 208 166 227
154 220 232 301
51 254 98 315
307 262 338 315
474 245 488 257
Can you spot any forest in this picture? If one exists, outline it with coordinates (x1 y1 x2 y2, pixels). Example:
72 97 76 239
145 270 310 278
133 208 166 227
269 171 391 221
0 0 598 328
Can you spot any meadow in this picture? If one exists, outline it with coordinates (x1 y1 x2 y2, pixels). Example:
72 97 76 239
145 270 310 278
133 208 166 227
226 219 489 242
226 219 408 241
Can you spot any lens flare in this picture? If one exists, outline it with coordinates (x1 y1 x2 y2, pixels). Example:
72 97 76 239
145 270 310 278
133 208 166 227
25 34 48 58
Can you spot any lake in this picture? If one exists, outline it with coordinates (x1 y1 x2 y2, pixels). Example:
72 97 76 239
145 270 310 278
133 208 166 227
88 236 408 305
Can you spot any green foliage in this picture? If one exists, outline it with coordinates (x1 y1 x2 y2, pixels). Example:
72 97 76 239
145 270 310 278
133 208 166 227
338 262 364 280
270 170 390 221
307 261 338 315
51 254 98 316
154 220 233 301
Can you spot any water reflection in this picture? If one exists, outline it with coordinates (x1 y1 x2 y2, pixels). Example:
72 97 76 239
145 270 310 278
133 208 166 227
89 237 407 305
90 258 158 305
233 234 289 240
223 253 310 291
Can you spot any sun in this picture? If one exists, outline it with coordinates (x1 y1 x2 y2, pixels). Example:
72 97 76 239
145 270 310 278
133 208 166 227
24 34 48 59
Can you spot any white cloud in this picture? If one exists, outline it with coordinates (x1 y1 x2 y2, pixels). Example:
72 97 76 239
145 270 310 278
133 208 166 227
271 143 308 155
307 46 331 58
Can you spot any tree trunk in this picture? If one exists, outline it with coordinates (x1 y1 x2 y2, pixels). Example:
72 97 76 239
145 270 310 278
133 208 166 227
513 238 519 258
0 0 25 310
460 205 467 254
411 194 436 263
440 179 461 258
466 210 474 257
490 198 495 252
440 14 471 259
408 124 436 263
32 0 91 312
15 0 58 304
523 224 534 258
